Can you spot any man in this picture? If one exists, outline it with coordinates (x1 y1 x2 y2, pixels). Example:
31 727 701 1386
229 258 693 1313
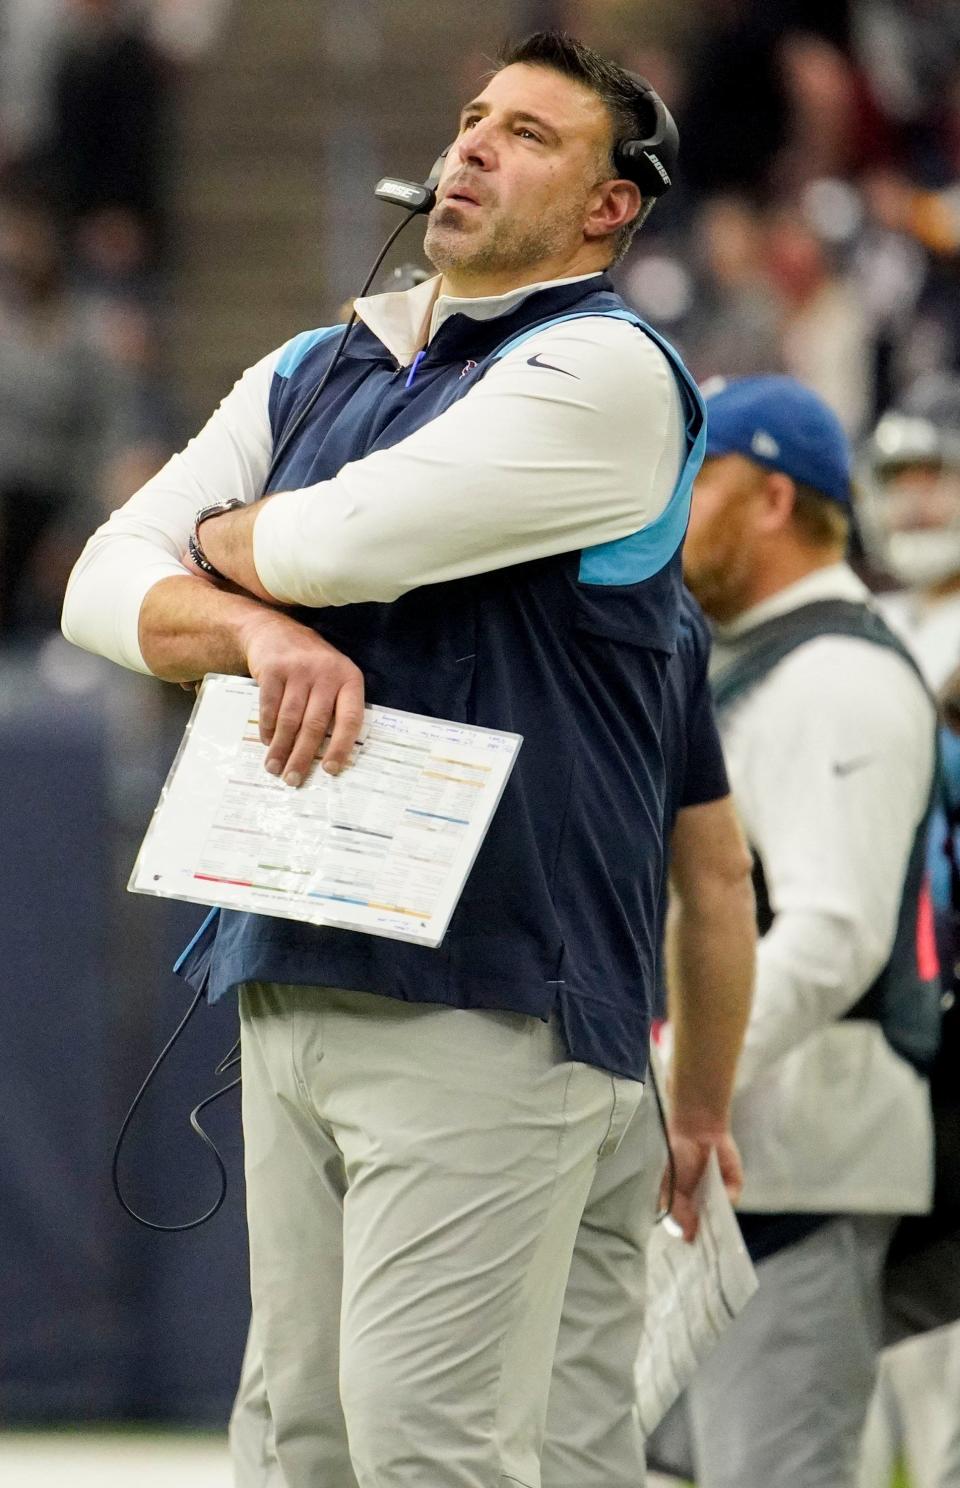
62 32 740 1488
679 374 938 1488
228 588 757 1488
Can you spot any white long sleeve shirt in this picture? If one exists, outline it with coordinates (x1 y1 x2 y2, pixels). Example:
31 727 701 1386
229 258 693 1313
62 272 683 675
713 564 935 1213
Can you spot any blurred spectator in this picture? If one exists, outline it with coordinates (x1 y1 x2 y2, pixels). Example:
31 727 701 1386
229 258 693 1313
852 171 934 413
0 0 64 164
851 0 960 186
776 32 862 189
674 2 791 200
764 206 873 433
862 168 960 261
44 0 168 270
682 195 785 381
0 0 229 645
140 0 233 66
0 0 231 164
610 0 960 446
860 170 960 413
70 202 159 333
0 178 162 634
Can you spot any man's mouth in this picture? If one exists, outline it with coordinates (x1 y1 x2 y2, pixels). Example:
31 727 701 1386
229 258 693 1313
443 185 483 208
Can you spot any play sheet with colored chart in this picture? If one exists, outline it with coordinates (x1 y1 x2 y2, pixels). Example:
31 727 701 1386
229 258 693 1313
129 675 522 948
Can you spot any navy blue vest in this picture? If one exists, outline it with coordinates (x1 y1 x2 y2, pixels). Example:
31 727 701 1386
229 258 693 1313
177 276 706 1080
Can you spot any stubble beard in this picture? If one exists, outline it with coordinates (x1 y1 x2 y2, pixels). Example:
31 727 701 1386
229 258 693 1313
684 538 755 624
424 197 583 280
684 563 741 624
684 486 763 623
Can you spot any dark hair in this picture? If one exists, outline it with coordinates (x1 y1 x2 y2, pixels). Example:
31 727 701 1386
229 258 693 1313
497 31 653 260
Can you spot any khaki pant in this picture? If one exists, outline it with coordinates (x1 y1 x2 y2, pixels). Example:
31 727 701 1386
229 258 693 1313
541 1085 664 1487
233 983 645 1488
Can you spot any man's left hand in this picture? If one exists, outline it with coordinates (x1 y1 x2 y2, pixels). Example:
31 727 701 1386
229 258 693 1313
659 1127 743 1243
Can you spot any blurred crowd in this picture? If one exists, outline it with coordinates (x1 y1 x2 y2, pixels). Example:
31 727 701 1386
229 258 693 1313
1 0 958 636
0 0 229 636
617 0 960 443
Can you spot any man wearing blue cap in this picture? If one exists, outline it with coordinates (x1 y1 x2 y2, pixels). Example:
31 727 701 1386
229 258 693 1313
677 375 938 1487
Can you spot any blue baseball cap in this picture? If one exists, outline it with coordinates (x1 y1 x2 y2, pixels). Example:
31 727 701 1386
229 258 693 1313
702 375 852 506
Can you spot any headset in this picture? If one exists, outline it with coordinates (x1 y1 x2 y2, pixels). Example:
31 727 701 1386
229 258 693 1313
377 73 679 215
113 77 680 1233
613 74 679 219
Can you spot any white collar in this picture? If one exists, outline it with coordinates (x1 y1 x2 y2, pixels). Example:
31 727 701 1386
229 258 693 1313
714 563 869 642
353 272 602 368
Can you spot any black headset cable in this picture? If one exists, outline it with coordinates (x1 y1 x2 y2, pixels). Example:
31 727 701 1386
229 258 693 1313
263 208 419 491
649 1051 677 1224
111 988 242 1233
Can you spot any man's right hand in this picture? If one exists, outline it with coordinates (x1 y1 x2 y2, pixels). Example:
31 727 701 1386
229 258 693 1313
240 611 365 786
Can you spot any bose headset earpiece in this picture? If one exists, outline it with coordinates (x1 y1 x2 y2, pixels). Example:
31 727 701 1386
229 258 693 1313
613 75 678 204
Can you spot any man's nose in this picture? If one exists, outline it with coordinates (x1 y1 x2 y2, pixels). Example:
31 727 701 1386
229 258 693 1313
455 122 497 170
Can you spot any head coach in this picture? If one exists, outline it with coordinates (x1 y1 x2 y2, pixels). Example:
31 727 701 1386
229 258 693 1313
62 32 742 1488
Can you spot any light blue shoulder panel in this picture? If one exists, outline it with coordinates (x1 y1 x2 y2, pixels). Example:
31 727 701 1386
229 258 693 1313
274 325 341 379
489 308 706 585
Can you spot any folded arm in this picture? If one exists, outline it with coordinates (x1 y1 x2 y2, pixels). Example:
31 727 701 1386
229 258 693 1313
64 316 683 675
62 318 682 781
243 318 683 606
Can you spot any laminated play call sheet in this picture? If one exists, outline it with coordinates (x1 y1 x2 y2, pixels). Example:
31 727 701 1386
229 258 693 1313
130 675 522 947
635 1148 758 1434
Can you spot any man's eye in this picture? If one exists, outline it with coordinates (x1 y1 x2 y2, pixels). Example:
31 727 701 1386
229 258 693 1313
462 117 479 130
517 128 542 142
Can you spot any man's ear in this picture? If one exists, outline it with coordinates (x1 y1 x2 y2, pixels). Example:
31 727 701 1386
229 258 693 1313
757 471 799 534
584 178 643 242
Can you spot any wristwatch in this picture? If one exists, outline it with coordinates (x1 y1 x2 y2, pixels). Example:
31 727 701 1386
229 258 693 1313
188 498 246 580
